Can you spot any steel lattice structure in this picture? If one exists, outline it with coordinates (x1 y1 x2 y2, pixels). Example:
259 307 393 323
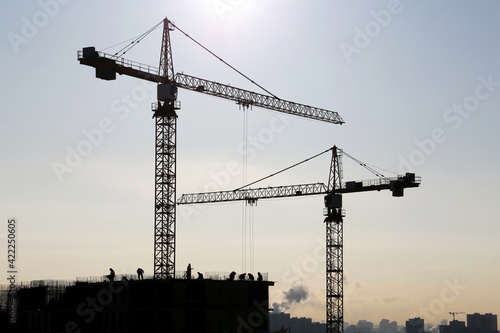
159 19 175 83
177 183 328 204
152 18 179 279
174 73 344 124
153 107 178 279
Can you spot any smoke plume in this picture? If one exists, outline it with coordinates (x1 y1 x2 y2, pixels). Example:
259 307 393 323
272 284 308 313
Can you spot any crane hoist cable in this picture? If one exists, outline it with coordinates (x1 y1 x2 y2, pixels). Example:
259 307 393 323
249 201 254 272
241 103 249 272
241 100 256 273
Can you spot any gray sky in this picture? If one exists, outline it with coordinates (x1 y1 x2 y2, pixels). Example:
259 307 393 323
1 0 499 325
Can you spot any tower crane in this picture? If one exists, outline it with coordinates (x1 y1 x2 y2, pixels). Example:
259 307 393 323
450 312 465 321
177 146 421 333
77 18 343 280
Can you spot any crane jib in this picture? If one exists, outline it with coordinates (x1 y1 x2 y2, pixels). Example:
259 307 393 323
174 73 344 124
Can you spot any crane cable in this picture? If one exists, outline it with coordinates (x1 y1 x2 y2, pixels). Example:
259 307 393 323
342 151 397 178
241 107 248 272
101 21 163 58
241 104 255 273
233 147 399 192
233 147 333 191
249 199 254 273
168 21 280 99
114 21 163 58
100 18 279 99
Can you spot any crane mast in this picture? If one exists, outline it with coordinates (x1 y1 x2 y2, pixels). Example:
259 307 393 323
324 147 344 333
178 146 420 333
154 18 179 279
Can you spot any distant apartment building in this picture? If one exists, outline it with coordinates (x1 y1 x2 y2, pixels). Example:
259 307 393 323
407 317 425 333
269 312 326 333
344 320 375 333
270 312 291 332
439 320 467 333
467 313 498 333
438 313 498 333
345 323 358 333
380 319 398 333
357 320 375 333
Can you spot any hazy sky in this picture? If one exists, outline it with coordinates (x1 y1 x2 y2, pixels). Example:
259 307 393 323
1 0 499 326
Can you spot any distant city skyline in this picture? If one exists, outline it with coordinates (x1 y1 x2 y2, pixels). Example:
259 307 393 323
270 312 498 332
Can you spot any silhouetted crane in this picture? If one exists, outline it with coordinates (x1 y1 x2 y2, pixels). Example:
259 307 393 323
178 146 420 333
78 17 342 285
450 312 465 321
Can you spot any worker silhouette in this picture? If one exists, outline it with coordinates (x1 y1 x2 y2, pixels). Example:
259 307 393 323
248 273 255 281
229 271 236 281
137 268 144 280
239 273 246 281
197 272 204 280
106 268 115 282
187 263 192 280
257 272 263 282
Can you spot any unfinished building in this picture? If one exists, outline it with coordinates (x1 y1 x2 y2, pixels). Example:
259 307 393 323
1 274 273 333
